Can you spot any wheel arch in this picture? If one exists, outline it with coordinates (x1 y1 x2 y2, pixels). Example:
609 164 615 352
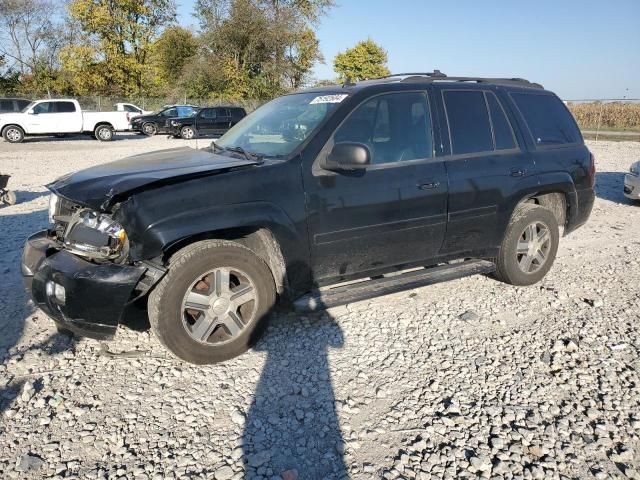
2 123 25 135
163 226 288 295
93 121 114 131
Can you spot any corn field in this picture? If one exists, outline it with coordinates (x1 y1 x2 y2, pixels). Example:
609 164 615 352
568 101 640 131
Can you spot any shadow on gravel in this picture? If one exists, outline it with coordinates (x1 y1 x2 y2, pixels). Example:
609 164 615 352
7 190 50 204
242 311 347 479
595 171 635 204
0 208 77 416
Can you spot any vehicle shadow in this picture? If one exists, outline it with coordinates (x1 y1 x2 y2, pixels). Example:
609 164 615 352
595 171 635 204
0 208 77 415
1 133 149 144
242 309 348 479
7 190 50 204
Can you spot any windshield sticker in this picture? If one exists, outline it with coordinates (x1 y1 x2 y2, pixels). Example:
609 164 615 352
309 94 348 105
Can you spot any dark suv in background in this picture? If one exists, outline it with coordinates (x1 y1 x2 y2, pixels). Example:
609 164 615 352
168 106 247 139
22 72 594 364
130 105 198 135
0 98 31 113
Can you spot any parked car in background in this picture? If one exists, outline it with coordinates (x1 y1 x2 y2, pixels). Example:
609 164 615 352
129 105 198 135
22 72 595 364
114 102 153 116
624 161 640 201
0 99 131 143
168 106 247 139
0 98 31 113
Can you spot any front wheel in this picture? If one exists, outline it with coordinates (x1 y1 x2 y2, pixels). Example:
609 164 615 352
180 126 195 140
2 125 24 143
148 240 276 364
95 125 114 141
495 203 559 286
142 122 157 136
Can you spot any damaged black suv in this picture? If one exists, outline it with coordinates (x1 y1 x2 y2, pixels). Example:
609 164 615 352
22 72 595 364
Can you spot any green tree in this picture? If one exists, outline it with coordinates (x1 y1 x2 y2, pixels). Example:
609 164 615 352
153 26 198 82
65 0 177 96
333 38 390 83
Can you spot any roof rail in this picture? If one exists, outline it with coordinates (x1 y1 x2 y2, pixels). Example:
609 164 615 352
367 71 543 89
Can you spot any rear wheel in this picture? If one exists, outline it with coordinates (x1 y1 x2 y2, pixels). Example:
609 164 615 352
2 125 24 143
95 124 114 141
495 203 559 286
142 122 157 136
148 240 276 364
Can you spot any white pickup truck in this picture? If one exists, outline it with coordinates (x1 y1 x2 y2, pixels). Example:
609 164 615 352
0 99 131 143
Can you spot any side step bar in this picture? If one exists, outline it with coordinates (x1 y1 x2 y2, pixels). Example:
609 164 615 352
294 259 495 313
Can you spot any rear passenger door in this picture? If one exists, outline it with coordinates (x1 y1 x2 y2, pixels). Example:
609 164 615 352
437 87 535 255
214 108 232 132
197 108 218 135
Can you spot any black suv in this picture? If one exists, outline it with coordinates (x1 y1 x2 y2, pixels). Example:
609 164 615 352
0 98 31 113
168 106 247 139
22 72 595 364
130 105 198 135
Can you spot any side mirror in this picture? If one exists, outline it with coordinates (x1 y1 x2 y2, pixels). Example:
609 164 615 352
28 109 36 115
324 142 371 171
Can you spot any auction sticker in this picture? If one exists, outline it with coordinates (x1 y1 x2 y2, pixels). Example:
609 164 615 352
310 94 349 104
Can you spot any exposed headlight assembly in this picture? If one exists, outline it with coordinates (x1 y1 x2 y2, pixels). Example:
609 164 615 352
171 120 180 126
48 193 60 223
64 209 128 261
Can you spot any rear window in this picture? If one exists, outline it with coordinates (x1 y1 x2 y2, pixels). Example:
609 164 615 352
54 101 76 113
444 90 493 155
512 93 581 145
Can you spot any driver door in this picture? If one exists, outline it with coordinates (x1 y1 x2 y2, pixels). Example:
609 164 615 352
303 91 449 282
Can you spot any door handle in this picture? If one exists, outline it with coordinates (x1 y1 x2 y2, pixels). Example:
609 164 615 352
418 181 440 190
510 168 526 177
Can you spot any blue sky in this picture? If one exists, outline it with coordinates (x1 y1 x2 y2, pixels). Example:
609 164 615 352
176 0 640 100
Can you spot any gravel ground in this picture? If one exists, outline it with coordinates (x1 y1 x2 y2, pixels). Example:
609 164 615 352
1 135 639 480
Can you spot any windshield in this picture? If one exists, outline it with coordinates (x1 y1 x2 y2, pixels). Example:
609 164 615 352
21 101 37 113
217 92 348 157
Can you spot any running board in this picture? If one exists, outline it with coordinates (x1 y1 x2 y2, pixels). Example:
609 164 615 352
294 259 495 313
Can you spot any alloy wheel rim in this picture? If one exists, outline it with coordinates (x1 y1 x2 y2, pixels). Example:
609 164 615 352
180 267 257 345
98 128 111 140
516 221 551 273
144 124 155 135
183 127 194 139
7 129 20 141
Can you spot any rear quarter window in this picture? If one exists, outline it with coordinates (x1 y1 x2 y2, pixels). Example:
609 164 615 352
511 93 582 146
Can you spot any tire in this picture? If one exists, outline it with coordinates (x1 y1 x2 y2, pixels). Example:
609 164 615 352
1 190 17 205
142 122 157 136
495 203 559 286
95 124 114 141
148 240 276 364
180 126 195 140
2 125 25 143
54 133 67 138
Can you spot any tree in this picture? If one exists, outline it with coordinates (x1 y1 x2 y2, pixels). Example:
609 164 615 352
153 26 198 82
333 39 390 83
65 0 177 96
0 0 66 94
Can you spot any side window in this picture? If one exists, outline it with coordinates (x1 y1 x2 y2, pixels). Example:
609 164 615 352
54 101 76 113
201 109 216 119
33 102 52 114
486 93 516 150
333 92 433 165
0 100 12 111
162 108 177 117
124 105 139 113
512 93 581 145
443 91 493 155
18 100 31 110
176 106 194 117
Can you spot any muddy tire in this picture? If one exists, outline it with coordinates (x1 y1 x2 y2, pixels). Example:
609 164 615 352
148 240 276 364
2 125 25 143
495 203 559 286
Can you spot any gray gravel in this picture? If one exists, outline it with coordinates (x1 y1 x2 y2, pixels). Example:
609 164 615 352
1 135 640 479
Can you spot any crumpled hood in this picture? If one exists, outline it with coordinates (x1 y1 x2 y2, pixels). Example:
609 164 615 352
48 147 259 210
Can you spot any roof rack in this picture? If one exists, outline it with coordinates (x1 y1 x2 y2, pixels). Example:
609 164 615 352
361 71 543 89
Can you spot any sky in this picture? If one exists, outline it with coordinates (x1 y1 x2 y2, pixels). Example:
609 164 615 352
176 0 640 100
